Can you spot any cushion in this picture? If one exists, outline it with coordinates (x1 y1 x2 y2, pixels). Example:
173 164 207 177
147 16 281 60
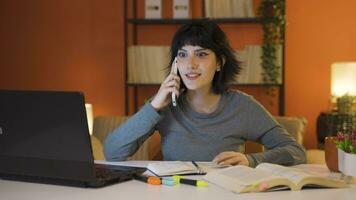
306 149 325 164
274 116 307 145
92 116 150 160
93 116 129 143
91 135 105 160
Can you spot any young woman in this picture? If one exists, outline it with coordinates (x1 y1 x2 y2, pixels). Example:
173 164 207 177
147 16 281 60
104 19 306 167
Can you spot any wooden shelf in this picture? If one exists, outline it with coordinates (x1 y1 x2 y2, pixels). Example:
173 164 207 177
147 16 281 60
127 83 282 87
124 0 285 115
127 18 261 25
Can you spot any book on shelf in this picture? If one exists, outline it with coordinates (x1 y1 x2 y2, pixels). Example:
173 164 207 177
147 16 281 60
173 0 191 19
242 0 255 18
245 45 262 83
213 0 231 18
127 45 170 84
203 163 348 193
145 0 162 19
126 44 282 85
205 0 255 18
234 45 262 84
234 45 283 84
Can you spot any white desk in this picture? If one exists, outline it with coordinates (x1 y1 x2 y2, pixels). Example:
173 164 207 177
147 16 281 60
1 178 356 200
1 162 356 200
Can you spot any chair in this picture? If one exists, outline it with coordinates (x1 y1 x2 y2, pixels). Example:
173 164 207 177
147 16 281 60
246 116 325 164
90 116 160 160
244 116 307 153
275 116 325 164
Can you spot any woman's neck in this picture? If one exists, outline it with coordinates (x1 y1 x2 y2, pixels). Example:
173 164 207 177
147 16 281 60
186 89 222 114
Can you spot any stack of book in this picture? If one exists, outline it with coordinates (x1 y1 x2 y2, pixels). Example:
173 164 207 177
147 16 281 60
127 45 282 85
127 46 170 84
204 0 255 18
234 45 282 84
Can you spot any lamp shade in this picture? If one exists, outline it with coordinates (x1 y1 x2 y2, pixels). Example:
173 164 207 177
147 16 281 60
331 62 356 97
85 103 94 135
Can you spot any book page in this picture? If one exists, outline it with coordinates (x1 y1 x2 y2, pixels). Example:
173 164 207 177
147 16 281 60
292 164 344 181
204 165 291 193
291 164 348 188
256 163 348 189
256 163 313 185
147 161 197 176
215 165 282 185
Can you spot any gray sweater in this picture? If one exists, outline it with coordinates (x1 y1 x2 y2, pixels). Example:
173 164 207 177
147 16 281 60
104 91 306 167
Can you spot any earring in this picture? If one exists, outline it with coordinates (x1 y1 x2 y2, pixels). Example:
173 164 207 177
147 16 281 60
217 66 221 72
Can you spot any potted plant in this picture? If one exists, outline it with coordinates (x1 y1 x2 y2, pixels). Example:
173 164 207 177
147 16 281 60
336 130 356 176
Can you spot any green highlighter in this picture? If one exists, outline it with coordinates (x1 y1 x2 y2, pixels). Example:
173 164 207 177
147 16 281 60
172 175 209 187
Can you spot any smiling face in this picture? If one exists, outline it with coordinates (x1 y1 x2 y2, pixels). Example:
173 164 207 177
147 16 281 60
177 45 220 93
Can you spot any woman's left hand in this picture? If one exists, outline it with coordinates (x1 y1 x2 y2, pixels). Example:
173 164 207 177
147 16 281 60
212 151 249 166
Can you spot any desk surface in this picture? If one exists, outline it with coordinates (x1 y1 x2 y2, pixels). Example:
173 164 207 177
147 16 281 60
1 178 356 200
1 162 356 200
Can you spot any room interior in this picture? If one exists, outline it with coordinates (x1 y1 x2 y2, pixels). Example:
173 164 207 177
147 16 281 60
0 0 355 156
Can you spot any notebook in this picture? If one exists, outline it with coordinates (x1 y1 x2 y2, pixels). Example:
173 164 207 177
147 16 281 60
146 161 231 176
0 90 146 187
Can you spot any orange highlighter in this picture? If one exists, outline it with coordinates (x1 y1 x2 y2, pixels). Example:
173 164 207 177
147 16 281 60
134 175 176 186
134 175 161 185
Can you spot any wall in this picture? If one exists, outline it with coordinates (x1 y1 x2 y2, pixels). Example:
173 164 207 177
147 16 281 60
0 0 125 116
1 0 356 149
285 0 356 149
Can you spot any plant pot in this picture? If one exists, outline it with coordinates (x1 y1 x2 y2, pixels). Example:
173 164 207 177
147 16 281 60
338 149 356 176
324 137 339 172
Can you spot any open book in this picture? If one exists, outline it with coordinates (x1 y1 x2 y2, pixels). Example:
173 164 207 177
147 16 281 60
203 163 348 193
146 161 230 176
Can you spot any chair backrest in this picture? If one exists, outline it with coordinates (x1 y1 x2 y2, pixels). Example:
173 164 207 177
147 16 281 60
93 116 129 143
245 116 307 153
274 116 307 145
92 116 150 160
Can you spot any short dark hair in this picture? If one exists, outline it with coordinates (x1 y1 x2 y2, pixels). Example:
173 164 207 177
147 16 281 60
168 19 241 94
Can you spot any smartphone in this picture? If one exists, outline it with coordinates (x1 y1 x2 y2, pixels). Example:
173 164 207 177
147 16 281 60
172 57 178 107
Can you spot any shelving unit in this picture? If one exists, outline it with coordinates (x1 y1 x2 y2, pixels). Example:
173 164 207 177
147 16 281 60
124 0 285 116
127 18 262 24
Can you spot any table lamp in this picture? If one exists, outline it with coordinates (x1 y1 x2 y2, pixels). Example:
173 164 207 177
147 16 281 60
85 103 94 135
331 62 356 114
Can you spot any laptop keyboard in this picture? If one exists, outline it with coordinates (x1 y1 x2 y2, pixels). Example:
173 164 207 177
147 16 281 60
93 164 146 186
95 167 124 179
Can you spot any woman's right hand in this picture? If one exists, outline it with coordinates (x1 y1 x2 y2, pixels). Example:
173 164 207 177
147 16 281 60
150 62 181 111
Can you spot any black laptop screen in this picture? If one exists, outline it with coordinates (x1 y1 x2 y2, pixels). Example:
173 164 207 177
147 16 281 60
0 90 93 162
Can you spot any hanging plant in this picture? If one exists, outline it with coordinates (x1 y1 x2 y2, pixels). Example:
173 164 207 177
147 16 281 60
258 0 285 109
258 0 285 84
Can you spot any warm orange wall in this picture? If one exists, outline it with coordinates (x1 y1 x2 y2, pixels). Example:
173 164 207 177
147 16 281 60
285 0 356 149
2 0 356 149
0 0 125 116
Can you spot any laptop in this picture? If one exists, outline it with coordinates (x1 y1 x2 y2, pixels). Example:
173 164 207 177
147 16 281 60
0 90 146 187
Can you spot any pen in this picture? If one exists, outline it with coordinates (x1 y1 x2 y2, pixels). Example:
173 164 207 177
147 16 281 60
172 175 208 187
172 57 178 107
191 161 204 175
